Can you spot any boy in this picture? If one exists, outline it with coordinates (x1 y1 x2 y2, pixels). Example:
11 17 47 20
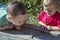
38 0 60 31
0 1 27 30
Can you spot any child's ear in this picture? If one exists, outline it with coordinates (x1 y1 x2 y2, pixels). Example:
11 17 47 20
7 15 13 22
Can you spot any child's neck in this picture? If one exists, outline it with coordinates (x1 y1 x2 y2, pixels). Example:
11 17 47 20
47 13 55 16
46 11 57 16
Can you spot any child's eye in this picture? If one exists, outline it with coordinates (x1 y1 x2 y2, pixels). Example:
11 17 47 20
43 3 48 7
44 5 48 7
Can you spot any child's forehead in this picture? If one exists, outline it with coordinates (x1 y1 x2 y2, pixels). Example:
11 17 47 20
43 0 52 5
13 14 27 19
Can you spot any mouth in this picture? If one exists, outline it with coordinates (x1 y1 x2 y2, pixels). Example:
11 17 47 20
45 9 51 13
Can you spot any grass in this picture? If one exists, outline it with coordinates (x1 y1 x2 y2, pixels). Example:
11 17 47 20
27 14 38 25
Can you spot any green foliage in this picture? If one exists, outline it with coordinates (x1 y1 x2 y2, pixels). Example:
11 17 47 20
0 0 43 25
0 0 9 3
20 0 43 25
20 0 43 15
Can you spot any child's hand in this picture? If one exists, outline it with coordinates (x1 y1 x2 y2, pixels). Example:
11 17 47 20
47 26 51 30
39 22 48 30
39 25 50 33
40 25 48 30
0 25 13 30
47 26 60 31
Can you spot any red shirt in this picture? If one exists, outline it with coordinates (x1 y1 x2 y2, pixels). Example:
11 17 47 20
38 10 60 28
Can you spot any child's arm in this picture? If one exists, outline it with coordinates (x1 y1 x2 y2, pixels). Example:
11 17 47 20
39 21 47 26
47 26 60 31
39 21 60 31
0 25 13 30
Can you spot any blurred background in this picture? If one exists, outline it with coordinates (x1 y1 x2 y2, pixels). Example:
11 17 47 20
0 0 43 25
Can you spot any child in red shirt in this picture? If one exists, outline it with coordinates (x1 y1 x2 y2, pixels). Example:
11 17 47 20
38 0 60 31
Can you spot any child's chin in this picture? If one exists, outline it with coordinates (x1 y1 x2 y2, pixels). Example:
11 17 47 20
48 14 51 16
15 24 22 26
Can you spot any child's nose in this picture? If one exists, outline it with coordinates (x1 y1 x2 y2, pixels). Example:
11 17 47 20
18 21 21 23
44 7 49 10
45 8 48 10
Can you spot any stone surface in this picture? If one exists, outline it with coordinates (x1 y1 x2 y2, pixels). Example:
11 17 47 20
0 24 60 40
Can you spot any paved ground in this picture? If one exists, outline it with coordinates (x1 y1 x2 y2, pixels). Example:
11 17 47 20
0 24 60 40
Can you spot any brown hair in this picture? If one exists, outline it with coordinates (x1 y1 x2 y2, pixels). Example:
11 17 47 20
7 1 26 17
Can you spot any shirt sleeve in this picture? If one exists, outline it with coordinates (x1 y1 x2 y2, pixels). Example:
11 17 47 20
0 3 9 27
0 15 9 27
38 11 45 22
57 20 60 28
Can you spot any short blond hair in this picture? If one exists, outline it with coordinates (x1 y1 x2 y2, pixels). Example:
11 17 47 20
43 0 60 7
43 0 60 11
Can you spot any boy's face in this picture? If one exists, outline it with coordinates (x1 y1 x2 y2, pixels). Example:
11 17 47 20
43 0 57 16
11 14 27 26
